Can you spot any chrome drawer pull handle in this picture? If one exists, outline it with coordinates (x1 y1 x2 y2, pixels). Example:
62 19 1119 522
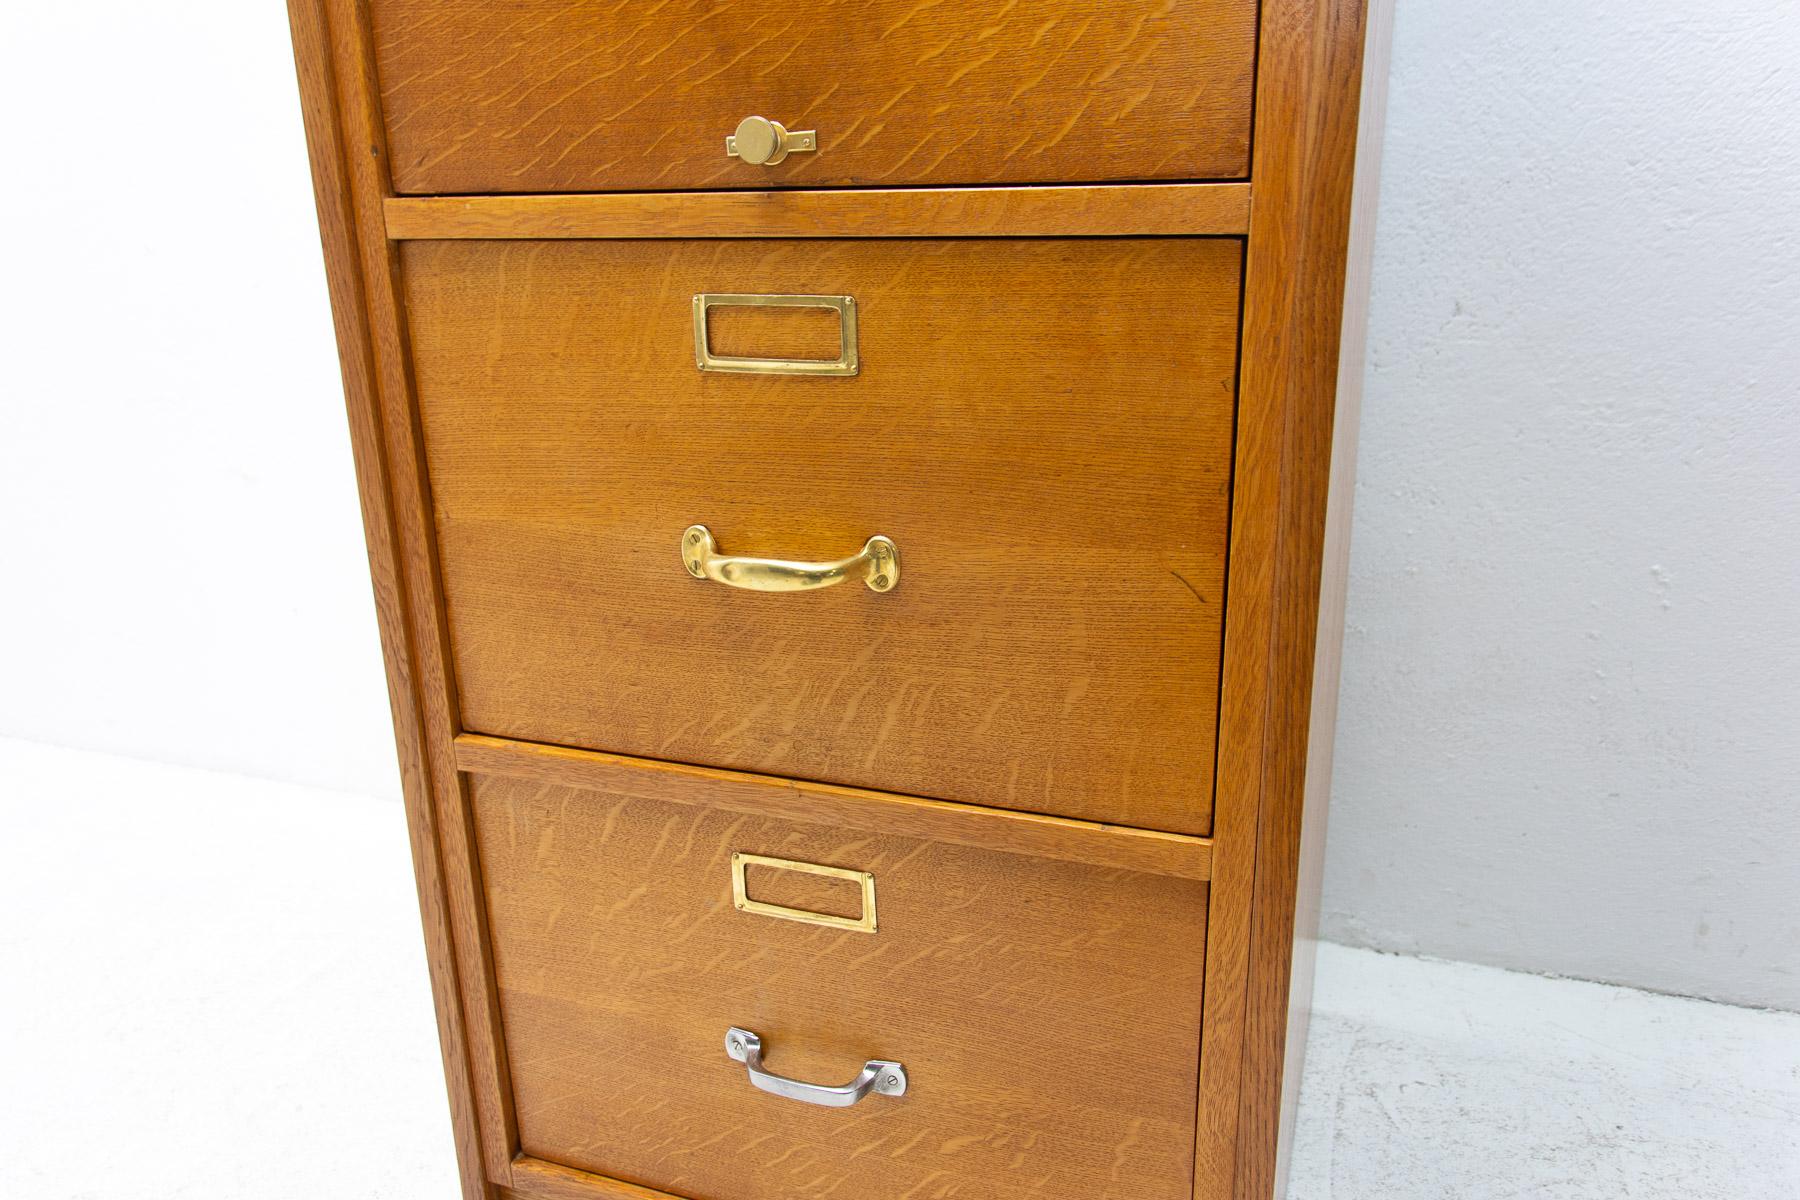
724 1028 907 1108
682 525 899 593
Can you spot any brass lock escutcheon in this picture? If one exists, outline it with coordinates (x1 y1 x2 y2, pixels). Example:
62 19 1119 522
726 115 817 166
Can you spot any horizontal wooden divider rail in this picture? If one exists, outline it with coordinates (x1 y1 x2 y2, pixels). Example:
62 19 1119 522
382 183 1253 241
455 735 1214 883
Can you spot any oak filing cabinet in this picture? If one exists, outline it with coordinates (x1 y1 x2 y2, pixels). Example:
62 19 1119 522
288 2 1391 1197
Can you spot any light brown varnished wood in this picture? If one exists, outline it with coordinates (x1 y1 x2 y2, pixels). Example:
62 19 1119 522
472 769 1210 1200
292 0 524 1189
382 184 1253 240
1194 1 1391 1198
287 3 503 1196
405 237 1240 835
455 734 1213 882
367 1 1258 195
326 0 525 1179
291 1 1388 1194
509 1156 685 1200
1252 3 1393 1196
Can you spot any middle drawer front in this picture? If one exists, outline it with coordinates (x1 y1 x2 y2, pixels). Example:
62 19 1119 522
472 768 1209 1200
406 237 1240 836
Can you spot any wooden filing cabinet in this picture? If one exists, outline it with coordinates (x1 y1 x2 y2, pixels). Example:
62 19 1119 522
288 3 1390 1197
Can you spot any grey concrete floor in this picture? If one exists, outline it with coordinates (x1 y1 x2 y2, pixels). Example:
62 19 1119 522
3 736 1795 1198
1288 945 1800 1198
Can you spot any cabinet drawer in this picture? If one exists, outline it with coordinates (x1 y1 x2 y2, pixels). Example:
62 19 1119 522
472 769 1208 1200
369 0 1258 194
405 237 1238 835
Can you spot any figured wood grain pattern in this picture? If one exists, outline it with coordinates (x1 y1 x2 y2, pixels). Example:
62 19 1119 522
1245 3 1393 1198
368 0 1258 194
407 237 1240 834
1194 1 1389 1198
455 734 1214 882
288 1 505 1195
508 1157 685 1200
331 0 529 1179
381 184 1253 240
291 1 1385 1195
472 770 1209 1200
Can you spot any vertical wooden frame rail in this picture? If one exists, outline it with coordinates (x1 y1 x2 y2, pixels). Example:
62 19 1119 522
288 0 515 1195
1199 1 1391 1199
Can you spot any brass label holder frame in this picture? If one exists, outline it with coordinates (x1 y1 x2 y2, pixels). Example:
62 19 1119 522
693 293 859 376
731 852 877 933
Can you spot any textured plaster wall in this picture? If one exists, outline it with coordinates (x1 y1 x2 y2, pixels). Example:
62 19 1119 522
1321 0 1800 1010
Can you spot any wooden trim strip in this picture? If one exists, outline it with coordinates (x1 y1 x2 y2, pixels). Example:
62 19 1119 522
455 734 1214 883
507 1157 682 1200
1269 5 1395 1194
286 3 499 1198
304 0 521 1189
383 183 1252 241
1199 1 1390 1199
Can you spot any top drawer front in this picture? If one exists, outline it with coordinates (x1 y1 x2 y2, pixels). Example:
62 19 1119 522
369 1 1259 194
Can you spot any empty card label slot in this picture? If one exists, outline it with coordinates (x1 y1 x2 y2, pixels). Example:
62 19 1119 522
732 852 876 932
693 294 858 376
707 303 844 362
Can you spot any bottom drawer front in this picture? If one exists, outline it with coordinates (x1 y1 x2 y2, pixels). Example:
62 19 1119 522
471 771 1208 1200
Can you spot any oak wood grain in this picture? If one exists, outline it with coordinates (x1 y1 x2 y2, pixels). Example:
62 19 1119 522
288 2 504 1196
455 734 1214 882
509 1156 684 1200
1195 1 1390 1198
296 0 526 1187
406 237 1241 835
368 0 1258 194
288 2 1388 1194
332 0 529 1179
1246 4 1394 1198
472 770 1209 1200
381 184 1253 240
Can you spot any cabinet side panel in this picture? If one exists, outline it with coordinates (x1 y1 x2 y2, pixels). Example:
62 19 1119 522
318 0 521 1176
1223 0 1391 1197
287 0 510 1194
1273 2 1395 1193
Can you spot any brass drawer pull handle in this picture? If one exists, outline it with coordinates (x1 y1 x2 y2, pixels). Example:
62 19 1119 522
724 1028 907 1108
693 292 858 377
725 115 817 166
682 525 899 594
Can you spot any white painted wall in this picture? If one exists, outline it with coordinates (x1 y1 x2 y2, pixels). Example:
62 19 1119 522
0 3 1794 1008
0 5 399 797
1321 0 1800 1011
